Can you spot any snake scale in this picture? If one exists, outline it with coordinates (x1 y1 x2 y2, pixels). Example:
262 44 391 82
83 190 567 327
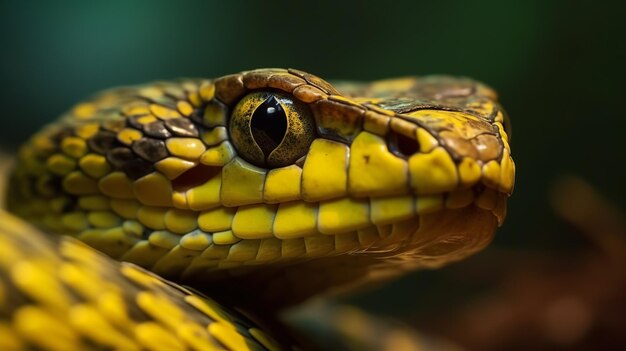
0 68 514 350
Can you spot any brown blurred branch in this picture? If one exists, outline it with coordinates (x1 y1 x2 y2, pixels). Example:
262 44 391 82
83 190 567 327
551 175 626 266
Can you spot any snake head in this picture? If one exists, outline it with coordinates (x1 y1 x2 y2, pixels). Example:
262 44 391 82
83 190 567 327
7 68 514 306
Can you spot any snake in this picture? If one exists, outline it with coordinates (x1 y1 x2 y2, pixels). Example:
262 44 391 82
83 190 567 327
0 68 515 350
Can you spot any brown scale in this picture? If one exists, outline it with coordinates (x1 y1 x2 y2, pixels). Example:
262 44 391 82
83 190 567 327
87 130 119 154
105 147 134 169
214 74 246 105
163 118 199 138
103 146 152 179
311 99 365 143
142 120 172 139
131 138 168 163
288 68 341 95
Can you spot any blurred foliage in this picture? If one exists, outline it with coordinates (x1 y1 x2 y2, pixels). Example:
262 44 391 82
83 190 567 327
1 0 624 347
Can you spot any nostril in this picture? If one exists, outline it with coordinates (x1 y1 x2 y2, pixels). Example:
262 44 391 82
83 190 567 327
388 132 420 158
172 164 221 191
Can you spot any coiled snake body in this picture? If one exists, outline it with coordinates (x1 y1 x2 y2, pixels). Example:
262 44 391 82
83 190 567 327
0 68 514 350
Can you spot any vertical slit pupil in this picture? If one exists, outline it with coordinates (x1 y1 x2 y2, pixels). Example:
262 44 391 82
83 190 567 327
251 96 288 156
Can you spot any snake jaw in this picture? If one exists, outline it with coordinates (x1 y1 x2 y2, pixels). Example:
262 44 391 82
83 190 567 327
7 68 514 305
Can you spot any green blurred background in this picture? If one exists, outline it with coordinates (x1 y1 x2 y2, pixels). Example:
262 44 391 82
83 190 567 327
1 0 625 348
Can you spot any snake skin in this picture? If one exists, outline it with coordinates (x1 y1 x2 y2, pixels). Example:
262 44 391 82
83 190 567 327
2 68 514 350
0 210 289 350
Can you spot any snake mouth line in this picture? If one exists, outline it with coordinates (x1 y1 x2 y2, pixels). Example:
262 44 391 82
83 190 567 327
98 187 506 279
132 183 502 243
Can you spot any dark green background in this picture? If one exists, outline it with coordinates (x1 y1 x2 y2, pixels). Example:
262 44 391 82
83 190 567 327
1 0 624 323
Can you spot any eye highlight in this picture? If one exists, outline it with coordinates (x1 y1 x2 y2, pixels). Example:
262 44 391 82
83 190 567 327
229 91 316 168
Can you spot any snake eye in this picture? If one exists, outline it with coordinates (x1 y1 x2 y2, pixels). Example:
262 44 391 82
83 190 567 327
229 91 316 168
250 96 288 155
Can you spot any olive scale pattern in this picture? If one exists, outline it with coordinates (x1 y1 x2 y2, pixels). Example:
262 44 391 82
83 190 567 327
7 68 515 306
